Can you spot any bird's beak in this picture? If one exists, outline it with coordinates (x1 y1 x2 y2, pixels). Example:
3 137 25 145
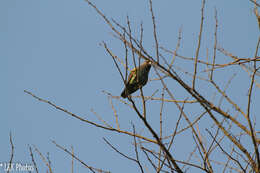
146 60 152 64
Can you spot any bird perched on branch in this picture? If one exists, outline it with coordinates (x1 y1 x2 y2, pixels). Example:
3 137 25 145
121 60 152 98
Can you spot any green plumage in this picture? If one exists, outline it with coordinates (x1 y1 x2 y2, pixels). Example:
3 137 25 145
121 60 152 98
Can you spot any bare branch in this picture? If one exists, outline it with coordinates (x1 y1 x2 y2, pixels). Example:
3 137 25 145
24 90 157 144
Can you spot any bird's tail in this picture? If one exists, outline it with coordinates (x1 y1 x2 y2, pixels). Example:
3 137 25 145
121 89 127 98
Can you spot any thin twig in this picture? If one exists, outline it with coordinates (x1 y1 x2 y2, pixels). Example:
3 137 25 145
71 146 74 173
218 73 237 108
123 31 129 84
169 26 182 69
246 65 260 171
7 132 14 173
103 42 125 83
193 0 205 89
141 147 159 172
132 125 145 173
46 152 51 171
210 8 218 81
29 146 39 173
108 96 120 130
176 111 207 135
148 0 159 63
218 47 260 77
210 80 249 126
158 87 165 170
91 108 112 128
139 22 147 119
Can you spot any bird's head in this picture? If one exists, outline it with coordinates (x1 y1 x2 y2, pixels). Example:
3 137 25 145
144 60 152 65
143 60 152 72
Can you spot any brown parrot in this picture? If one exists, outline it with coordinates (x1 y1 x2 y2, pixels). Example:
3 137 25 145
121 60 152 98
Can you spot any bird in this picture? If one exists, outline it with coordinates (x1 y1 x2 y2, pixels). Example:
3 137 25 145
121 60 152 98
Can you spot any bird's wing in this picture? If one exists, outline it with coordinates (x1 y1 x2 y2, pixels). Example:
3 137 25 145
127 69 137 85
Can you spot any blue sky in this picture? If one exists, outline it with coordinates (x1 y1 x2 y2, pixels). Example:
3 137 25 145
1 0 259 172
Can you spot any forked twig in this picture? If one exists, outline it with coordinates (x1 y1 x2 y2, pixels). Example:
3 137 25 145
29 146 39 173
52 140 110 173
33 145 53 173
